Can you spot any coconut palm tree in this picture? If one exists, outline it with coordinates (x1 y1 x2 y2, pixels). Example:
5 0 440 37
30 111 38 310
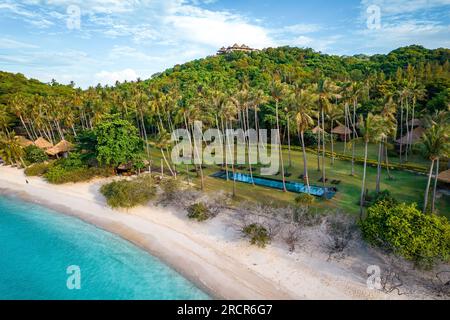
0 131 26 167
420 123 449 213
270 79 288 192
380 97 397 180
348 82 363 176
314 78 338 186
293 88 315 193
350 113 382 219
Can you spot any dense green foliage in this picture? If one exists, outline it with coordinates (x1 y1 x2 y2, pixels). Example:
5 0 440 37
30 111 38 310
94 115 143 167
100 175 156 208
243 223 271 248
187 202 211 221
24 145 48 164
360 201 450 267
43 153 114 184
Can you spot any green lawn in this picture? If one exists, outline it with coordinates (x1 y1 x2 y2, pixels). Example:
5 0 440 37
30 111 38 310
320 140 429 168
147 144 450 220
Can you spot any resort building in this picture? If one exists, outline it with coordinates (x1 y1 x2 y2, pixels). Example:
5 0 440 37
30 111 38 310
217 44 259 55
331 124 352 141
395 126 426 146
15 136 34 148
34 137 53 150
311 126 324 134
45 139 73 158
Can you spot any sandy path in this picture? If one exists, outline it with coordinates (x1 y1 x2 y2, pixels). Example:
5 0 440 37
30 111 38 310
0 166 402 299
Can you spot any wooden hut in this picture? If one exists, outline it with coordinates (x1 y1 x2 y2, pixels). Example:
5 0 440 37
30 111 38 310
311 126 324 134
437 169 450 185
16 136 34 148
395 126 425 146
331 124 352 141
408 118 423 128
46 139 73 158
34 137 53 150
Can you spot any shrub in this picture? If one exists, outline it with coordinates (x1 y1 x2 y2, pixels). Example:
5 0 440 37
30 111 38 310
100 175 156 208
187 202 210 222
325 211 356 259
243 223 270 248
24 162 51 176
360 201 450 268
158 177 183 205
294 193 315 207
24 145 48 164
45 166 114 184
370 189 398 206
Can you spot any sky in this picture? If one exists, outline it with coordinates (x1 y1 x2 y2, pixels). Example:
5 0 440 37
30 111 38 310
0 0 449 88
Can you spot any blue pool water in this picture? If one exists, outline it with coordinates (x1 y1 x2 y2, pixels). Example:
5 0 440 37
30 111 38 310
211 171 335 198
0 196 209 300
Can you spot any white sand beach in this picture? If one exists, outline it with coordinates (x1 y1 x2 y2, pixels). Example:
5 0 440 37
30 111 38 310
0 166 411 300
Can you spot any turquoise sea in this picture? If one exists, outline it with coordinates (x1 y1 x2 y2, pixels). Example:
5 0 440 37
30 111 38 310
0 196 209 300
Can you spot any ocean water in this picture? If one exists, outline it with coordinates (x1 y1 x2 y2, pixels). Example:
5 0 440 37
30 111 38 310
0 196 209 300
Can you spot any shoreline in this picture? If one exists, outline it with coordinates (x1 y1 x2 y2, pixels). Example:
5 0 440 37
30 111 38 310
0 166 406 300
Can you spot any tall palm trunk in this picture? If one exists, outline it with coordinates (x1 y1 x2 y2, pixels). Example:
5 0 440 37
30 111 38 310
226 121 236 197
405 98 410 162
330 119 335 165
376 141 382 193
423 159 435 213
287 114 292 167
299 130 310 193
221 117 229 181
399 100 403 163
192 123 204 191
384 137 393 179
431 158 440 213
316 114 321 171
343 105 348 155
275 101 287 191
245 107 255 185
321 107 326 187
351 100 357 176
359 141 369 219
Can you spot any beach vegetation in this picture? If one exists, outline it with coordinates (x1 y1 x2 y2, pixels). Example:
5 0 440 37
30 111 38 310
242 223 271 248
100 175 156 208
24 145 48 164
360 201 450 268
187 202 211 222
24 162 52 176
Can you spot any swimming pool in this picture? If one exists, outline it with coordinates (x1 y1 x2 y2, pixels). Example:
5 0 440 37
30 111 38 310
211 171 335 198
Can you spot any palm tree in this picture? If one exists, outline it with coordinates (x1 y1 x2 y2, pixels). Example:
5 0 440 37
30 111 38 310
420 123 449 213
315 79 337 186
270 79 288 192
0 131 26 167
351 113 382 219
348 82 362 176
380 97 397 181
293 88 315 193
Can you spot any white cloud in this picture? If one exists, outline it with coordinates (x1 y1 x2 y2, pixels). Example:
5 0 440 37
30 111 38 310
360 0 450 15
0 38 39 49
280 23 322 34
94 68 139 85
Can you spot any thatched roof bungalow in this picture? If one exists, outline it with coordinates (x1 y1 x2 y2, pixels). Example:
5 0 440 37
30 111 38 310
408 118 423 127
331 124 352 141
395 127 425 145
311 126 324 134
16 136 34 148
46 139 73 157
34 137 53 150
437 169 450 184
